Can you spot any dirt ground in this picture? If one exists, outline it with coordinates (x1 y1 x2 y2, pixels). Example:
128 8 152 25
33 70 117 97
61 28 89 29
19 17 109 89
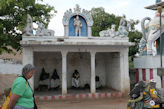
36 97 128 109
0 97 128 109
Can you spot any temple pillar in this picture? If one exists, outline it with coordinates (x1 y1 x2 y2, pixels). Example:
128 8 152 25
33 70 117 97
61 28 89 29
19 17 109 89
120 49 130 93
61 51 68 95
22 47 34 90
64 25 69 37
88 26 92 38
90 51 96 93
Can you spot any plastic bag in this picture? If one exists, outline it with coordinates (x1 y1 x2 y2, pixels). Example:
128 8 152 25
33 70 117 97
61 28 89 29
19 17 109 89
2 91 11 109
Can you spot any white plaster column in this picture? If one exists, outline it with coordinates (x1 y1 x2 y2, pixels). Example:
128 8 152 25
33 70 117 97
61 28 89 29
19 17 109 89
64 25 67 36
65 25 69 37
88 26 92 38
120 48 130 93
64 25 69 37
22 47 34 90
61 51 68 95
90 51 96 93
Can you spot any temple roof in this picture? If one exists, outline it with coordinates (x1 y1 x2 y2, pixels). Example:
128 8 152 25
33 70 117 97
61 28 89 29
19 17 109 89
145 1 164 10
20 36 134 47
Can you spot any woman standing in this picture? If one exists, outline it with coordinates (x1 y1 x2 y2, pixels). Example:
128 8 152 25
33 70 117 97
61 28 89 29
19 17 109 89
8 64 35 109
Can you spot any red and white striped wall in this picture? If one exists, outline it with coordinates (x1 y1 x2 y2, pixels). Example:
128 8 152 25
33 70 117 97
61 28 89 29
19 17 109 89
136 68 163 88
35 92 124 101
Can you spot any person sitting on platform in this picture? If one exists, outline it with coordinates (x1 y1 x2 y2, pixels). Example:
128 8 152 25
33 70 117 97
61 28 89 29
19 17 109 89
95 76 102 89
72 69 80 88
37 68 50 91
50 69 60 90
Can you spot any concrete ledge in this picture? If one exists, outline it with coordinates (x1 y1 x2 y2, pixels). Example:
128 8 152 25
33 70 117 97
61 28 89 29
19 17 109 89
134 55 164 68
20 40 134 47
21 36 134 47
22 36 129 42
35 92 125 101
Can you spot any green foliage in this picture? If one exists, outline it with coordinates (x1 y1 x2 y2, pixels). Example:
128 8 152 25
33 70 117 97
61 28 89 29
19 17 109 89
0 0 56 54
90 7 142 68
90 7 121 36
129 57 134 69
129 30 142 57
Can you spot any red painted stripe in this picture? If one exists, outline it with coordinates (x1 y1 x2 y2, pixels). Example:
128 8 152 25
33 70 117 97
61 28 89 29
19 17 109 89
36 97 40 100
136 69 139 83
142 69 146 81
51 96 55 100
86 94 89 98
66 95 70 99
58 95 62 99
150 69 153 79
111 93 114 97
72 94 76 99
44 96 48 100
115 92 119 97
104 93 108 97
98 93 102 98
79 94 82 99
121 92 124 97
92 93 95 98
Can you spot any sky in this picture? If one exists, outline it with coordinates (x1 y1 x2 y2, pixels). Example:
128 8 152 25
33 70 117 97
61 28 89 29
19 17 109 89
37 0 157 36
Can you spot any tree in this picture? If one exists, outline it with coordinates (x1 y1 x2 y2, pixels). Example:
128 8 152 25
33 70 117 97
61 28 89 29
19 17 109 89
90 7 121 36
90 7 142 68
0 0 56 54
128 30 142 68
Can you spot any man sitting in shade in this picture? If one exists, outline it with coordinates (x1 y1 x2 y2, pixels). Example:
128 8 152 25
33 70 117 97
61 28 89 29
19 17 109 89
72 69 80 88
96 76 102 89
50 69 60 90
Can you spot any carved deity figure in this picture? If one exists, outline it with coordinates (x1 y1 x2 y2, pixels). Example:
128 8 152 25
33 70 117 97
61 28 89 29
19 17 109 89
141 11 164 55
109 24 116 37
139 37 147 56
127 80 161 109
99 16 133 38
119 16 126 27
117 17 133 37
22 14 33 36
36 22 54 36
99 24 116 37
117 16 129 37
74 16 82 36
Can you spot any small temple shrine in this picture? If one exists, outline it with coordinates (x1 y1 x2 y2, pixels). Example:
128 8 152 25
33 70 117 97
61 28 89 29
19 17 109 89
21 4 134 95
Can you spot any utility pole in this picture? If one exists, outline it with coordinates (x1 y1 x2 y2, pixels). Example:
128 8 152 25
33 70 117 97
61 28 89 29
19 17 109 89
157 6 163 68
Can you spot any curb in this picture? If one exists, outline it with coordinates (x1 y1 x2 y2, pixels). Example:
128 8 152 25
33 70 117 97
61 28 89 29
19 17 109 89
35 92 125 101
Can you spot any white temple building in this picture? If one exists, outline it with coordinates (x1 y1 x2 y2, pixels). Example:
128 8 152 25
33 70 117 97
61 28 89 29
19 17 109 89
21 5 134 95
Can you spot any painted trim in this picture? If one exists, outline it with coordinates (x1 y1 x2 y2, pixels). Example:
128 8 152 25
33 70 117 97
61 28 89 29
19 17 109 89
35 92 124 101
